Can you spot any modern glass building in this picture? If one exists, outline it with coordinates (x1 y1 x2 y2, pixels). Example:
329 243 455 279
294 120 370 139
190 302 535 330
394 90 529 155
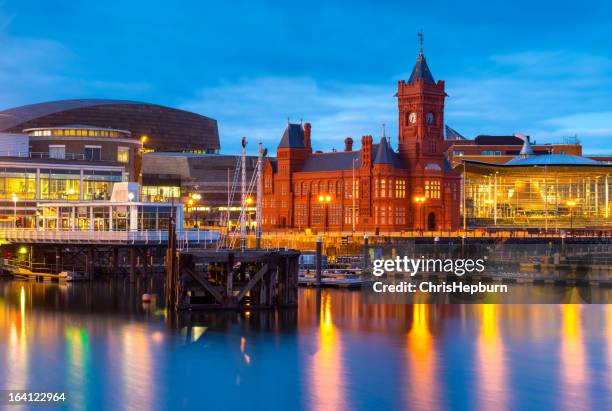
462 141 612 229
0 160 124 228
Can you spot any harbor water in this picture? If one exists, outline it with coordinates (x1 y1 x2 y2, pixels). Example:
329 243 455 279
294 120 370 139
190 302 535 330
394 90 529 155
0 279 611 410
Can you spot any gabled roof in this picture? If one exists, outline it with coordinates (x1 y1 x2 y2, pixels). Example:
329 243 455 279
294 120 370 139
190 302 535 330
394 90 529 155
300 151 361 172
408 54 435 85
278 123 305 148
374 137 392 164
445 125 467 140
268 158 278 173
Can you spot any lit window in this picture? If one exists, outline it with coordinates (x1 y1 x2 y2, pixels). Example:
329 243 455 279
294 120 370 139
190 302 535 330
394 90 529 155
380 179 386 198
395 179 406 198
117 147 129 163
425 180 440 199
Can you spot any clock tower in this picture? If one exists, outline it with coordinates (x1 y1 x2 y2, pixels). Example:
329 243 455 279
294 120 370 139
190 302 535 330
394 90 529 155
396 33 446 169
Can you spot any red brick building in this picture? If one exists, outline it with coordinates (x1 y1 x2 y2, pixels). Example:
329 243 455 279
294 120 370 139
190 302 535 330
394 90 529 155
262 49 461 232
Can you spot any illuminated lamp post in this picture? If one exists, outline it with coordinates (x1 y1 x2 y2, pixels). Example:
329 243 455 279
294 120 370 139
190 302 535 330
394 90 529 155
11 193 18 228
191 193 202 227
567 200 576 235
139 135 148 184
318 194 332 235
414 195 426 232
187 198 195 227
245 196 254 233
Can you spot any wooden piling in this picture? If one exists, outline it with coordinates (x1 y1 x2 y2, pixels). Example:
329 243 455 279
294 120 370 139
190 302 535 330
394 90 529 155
170 249 299 310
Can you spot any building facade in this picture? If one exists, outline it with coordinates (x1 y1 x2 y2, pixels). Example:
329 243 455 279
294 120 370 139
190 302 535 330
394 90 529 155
262 49 461 232
0 99 220 154
463 138 612 229
141 152 258 228
446 132 582 167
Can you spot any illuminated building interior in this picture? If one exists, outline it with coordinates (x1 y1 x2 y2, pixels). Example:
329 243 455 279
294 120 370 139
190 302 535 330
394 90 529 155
463 149 612 229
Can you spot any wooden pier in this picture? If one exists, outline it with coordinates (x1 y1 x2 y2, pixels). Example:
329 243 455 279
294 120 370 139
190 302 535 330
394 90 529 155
166 249 300 310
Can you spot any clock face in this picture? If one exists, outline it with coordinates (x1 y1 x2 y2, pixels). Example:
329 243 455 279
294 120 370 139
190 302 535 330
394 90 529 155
426 112 434 124
409 112 417 124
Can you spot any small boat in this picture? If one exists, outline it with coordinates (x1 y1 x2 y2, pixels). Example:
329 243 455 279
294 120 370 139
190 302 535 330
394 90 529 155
59 271 89 282
298 268 367 288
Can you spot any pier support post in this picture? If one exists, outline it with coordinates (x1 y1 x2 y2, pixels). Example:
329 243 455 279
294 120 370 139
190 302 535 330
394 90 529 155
129 247 136 283
363 234 369 270
316 237 322 286
112 247 119 274
143 248 149 277
55 246 62 274
86 246 95 280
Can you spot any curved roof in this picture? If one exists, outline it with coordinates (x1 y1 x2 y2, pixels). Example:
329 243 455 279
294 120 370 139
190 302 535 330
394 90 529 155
0 99 219 152
505 154 603 166
0 99 144 131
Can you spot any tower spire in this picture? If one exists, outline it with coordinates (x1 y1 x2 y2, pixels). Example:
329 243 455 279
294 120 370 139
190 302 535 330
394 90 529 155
418 29 423 56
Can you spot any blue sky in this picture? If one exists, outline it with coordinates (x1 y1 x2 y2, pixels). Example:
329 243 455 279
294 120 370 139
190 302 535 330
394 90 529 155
1 0 611 154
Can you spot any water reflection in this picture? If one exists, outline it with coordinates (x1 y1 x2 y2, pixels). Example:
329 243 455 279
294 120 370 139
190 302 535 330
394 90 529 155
66 325 88 411
477 305 508 411
0 280 611 410
309 290 346 411
405 303 440 410
120 324 156 411
5 286 28 409
559 304 589 411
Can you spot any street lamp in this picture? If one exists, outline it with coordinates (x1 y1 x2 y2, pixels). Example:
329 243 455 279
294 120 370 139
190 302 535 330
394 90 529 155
190 193 202 227
318 194 332 234
567 200 576 234
245 196 255 232
414 195 426 231
11 193 18 228
139 135 148 183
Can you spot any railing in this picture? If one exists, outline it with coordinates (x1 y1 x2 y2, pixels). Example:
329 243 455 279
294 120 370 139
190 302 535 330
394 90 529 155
0 151 88 161
0 228 220 247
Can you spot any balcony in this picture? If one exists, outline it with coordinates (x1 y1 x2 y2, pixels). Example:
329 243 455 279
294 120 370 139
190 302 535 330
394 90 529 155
0 151 88 160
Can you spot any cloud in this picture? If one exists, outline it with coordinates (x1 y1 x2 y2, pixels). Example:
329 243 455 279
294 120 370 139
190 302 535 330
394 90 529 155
444 50 612 151
182 77 397 154
0 10 151 108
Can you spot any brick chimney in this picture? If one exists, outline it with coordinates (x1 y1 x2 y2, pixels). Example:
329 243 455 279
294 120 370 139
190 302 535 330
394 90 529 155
361 135 372 167
344 137 353 152
303 122 312 150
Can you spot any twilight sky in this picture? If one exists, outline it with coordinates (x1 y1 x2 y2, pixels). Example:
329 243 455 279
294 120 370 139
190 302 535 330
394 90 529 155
1 0 611 154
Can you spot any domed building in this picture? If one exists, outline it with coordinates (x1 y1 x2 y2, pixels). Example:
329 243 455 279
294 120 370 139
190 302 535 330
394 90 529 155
461 137 612 230
0 99 219 154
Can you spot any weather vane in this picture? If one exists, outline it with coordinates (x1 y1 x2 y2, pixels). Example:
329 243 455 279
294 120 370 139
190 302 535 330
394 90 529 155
418 29 423 55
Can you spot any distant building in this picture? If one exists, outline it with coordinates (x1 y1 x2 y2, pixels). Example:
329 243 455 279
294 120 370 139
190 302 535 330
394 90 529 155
142 152 258 227
446 133 582 167
0 99 220 154
262 46 461 232
462 138 612 229
0 99 221 227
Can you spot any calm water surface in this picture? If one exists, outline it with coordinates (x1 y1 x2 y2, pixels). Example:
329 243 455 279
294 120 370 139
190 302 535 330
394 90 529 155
0 279 611 411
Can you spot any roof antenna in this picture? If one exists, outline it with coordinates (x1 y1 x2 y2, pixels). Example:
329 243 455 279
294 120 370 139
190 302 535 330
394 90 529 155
287 116 290 124
300 117 303 125
381 123 386 140
418 29 424 56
